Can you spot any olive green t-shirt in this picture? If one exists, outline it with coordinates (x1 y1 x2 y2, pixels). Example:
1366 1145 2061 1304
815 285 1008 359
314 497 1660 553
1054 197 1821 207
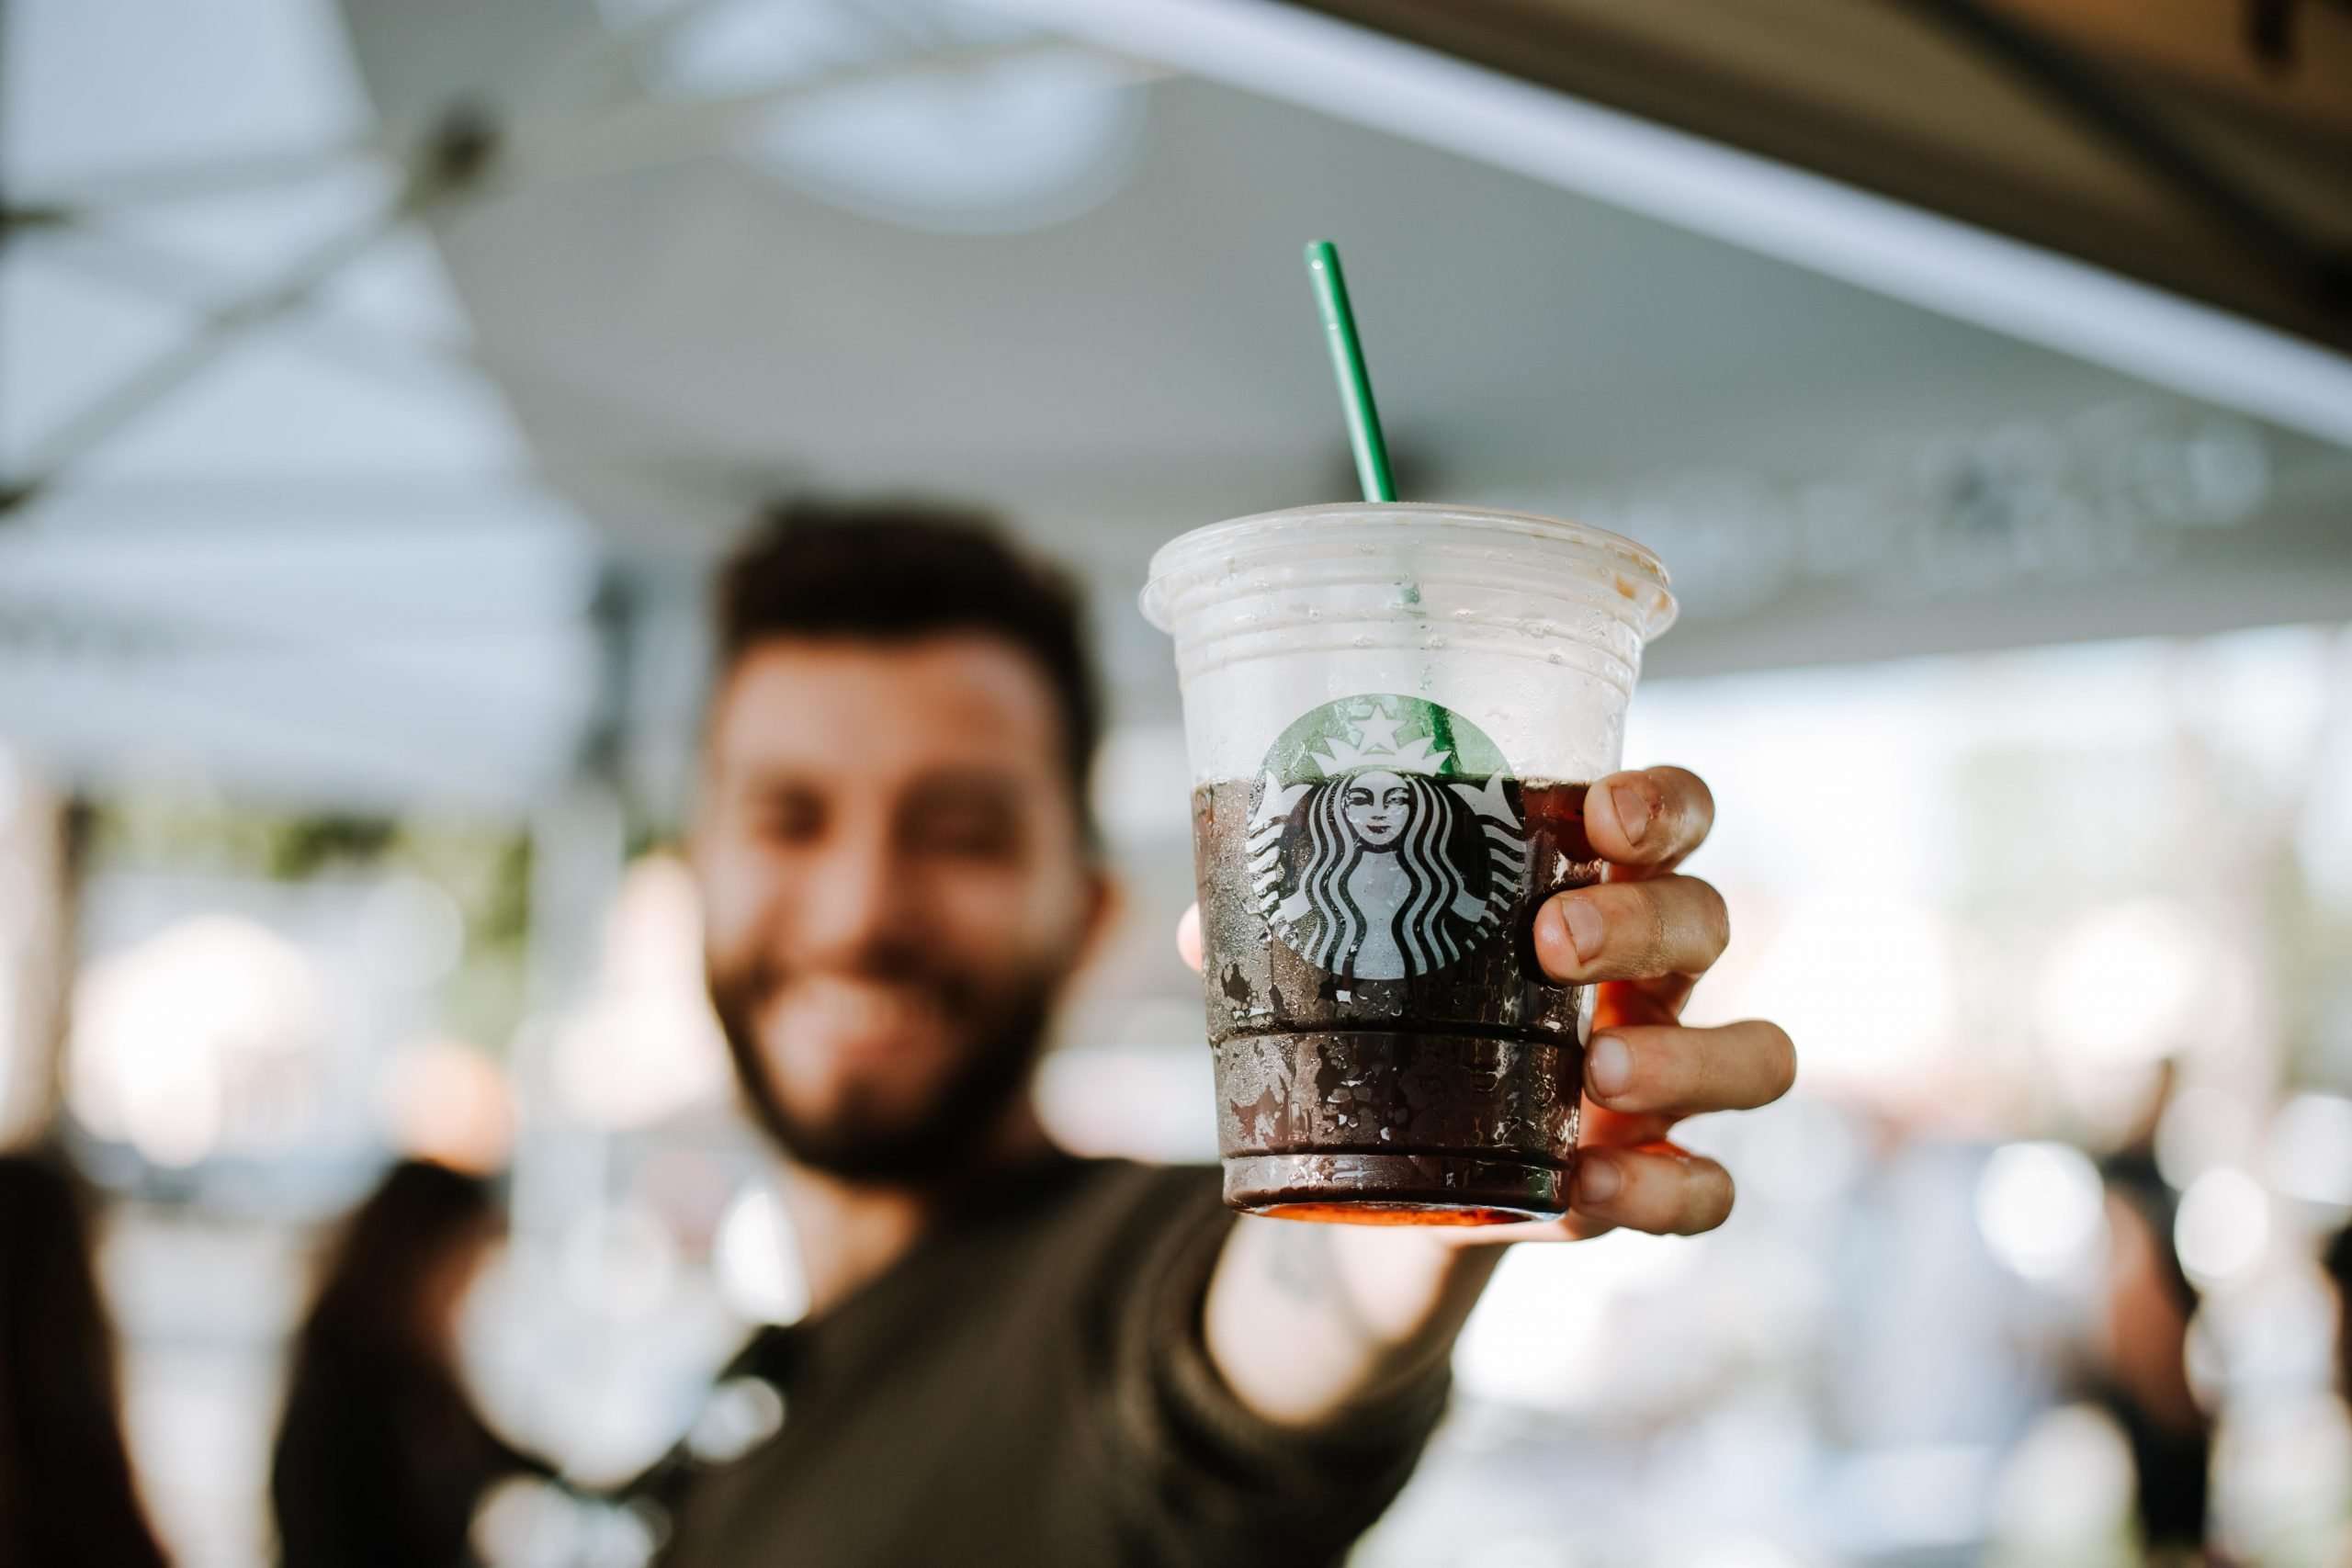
653 1157 1448 1568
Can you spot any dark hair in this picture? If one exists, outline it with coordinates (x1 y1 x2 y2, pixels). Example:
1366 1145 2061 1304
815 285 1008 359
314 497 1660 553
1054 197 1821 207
0 1151 173 1568
274 1162 551 1568
293 1159 497 1361
717 500 1102 846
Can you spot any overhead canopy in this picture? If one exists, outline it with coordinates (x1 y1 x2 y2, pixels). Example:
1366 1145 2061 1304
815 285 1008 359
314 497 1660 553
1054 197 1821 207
3 0 2348 817
1291 0 2352 355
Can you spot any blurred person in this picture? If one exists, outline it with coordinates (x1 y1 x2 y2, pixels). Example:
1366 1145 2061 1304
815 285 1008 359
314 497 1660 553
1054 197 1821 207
271 1159 555 1568
2090 1066 2214 1563
2332 1222 2352 1391
2094 1193 2211 1564
659 502 1795 1567
2328 1224 2352 1568
0 1149 174 1568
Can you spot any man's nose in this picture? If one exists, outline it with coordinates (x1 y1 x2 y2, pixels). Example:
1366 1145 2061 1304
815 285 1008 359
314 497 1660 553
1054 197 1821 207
792 827 919 966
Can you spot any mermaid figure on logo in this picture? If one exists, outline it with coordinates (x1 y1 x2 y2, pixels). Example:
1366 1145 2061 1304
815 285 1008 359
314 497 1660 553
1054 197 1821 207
1248 701 1527 982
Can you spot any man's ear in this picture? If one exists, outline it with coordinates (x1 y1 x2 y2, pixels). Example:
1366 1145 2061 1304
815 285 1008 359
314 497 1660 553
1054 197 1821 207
1071 869 1124 975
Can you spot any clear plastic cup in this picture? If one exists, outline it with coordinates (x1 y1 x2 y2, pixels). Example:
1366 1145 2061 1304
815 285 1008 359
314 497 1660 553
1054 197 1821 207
1142 503 1675 1223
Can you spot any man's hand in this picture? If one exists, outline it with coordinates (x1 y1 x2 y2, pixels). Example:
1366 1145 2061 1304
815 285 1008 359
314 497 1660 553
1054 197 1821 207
1182 765 1794 1425
1486 762 1791 1240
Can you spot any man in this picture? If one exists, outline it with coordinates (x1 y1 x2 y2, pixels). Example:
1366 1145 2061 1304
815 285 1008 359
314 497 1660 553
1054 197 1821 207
659 501 1795 1567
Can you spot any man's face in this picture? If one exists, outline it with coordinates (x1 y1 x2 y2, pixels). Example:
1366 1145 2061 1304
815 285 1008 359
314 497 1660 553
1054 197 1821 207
695 636 1103 1180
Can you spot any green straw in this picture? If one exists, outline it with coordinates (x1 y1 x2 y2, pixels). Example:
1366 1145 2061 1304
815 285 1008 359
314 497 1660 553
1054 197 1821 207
1304 240 1396 503
1304 242 1456 769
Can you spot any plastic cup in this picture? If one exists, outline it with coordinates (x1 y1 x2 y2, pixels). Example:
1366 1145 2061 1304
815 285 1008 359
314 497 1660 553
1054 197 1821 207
1143 503 1675 1224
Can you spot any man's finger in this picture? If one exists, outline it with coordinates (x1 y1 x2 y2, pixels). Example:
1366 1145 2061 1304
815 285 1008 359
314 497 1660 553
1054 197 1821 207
1176 903 1203 973
1570 1144 1735 1236
1577 1101 1678 1151
1592 974 1698 1030
1583 1021 1797 1118
1532 875 1730 984
1584 765 1713 876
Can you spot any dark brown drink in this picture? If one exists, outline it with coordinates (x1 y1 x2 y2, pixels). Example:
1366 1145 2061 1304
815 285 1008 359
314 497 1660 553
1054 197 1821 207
1192 777 1597 1224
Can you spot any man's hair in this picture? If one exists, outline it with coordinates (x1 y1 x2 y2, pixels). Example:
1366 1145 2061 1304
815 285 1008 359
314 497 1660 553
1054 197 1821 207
716 499 1102 843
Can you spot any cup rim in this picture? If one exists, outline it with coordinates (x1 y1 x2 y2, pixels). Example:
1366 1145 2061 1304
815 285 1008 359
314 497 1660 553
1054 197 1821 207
1142 501 1675 639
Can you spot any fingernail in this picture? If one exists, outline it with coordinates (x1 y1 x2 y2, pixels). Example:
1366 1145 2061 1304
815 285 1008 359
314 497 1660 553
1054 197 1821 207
1587 1033 1633 1100
1563 897 1604 962
1611 784 1651 846
1576 1154 1623 1204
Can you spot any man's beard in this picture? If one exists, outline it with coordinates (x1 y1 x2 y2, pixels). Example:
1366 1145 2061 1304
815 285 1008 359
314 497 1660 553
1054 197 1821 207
707 949 1057 1183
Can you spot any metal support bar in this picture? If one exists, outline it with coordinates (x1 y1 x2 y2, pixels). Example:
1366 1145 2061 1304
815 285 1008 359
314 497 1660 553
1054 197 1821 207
0 209 406 516
2 32 1152 226
23 226 475 380
0 103 525 515
17 225 797 485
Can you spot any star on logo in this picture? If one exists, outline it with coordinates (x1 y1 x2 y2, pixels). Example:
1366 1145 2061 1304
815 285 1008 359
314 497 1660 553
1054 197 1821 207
1351 710 1407 756
1308 700 1450 776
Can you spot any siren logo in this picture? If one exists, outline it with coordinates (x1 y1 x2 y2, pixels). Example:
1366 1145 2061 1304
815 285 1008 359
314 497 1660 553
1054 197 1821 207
1248 695 1527 981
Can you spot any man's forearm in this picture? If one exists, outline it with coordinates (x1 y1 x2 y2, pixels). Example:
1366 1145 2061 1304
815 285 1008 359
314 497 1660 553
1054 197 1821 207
1202 1218 1503 1427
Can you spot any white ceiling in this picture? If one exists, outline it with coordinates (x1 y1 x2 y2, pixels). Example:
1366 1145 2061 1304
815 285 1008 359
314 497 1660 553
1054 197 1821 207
5 0 2348 817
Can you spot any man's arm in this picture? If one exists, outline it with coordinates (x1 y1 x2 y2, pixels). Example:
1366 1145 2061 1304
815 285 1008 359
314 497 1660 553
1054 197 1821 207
1189 765 1797 1427
1201 1214 1500 1426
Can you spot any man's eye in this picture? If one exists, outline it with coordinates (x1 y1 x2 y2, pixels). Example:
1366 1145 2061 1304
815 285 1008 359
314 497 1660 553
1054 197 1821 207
908 807 1017 858
753 793 824 842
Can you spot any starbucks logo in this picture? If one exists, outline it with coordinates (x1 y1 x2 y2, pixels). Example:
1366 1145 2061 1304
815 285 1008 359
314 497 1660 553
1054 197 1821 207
1248 695 1527 981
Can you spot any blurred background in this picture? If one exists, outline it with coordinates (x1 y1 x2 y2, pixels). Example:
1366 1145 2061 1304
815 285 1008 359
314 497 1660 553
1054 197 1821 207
4 1 2351 1564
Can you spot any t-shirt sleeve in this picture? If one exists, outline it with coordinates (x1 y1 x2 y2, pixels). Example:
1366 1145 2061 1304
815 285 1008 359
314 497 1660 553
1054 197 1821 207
1088 1168 1450 1568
